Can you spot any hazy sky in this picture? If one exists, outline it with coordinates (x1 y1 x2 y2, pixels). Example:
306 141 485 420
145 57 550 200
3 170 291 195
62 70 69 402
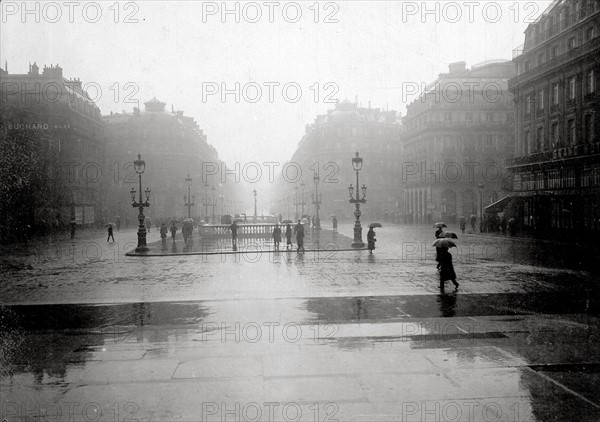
1 1 550 166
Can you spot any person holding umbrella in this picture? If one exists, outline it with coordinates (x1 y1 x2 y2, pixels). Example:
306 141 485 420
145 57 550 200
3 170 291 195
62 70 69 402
367 223 382 253
160 222 168 248
433 238 459 291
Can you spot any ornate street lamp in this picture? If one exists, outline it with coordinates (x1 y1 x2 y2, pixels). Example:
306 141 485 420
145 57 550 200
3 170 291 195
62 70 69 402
184 174 195 219
253 189 258 223
300 180 306 215
312 173 322 229
130 153 150 253
211 185 216 224
478 182 485 232
203 182 210 223
293 186 299 220
349 152 367 248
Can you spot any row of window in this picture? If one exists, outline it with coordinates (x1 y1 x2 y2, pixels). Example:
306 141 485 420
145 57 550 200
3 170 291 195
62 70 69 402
524 69 596 114
520 113 595 154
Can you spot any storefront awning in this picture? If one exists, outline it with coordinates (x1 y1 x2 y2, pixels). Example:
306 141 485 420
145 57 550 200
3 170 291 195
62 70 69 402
485 196 513 213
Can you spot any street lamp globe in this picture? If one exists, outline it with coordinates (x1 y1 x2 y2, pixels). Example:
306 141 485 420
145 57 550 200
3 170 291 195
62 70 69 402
352 151 363 171
186 174 192 187
134 153 145 174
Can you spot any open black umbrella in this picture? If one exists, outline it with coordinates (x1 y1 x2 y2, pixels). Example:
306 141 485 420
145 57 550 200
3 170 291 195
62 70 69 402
434 222 447 228
369 222 383 228
444 231 458 239
432 238 457 248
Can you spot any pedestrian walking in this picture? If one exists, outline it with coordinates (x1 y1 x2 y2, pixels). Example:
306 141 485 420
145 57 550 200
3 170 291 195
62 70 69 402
160 223 168 248
332 216 338 232
367 227 376 253
70 219 76 239
285 223 292 250
107 224 115 242
170 222 177 243
116 216 121 231
459 217 466 234
294 220 305 252
272 223 282 250
230 221 238 250
438 247 459 292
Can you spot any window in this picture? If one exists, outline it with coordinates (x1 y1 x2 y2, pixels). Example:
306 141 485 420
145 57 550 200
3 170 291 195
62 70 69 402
552 83 559 105
568 37 576 49
526 94 532 113
538 53 545 65
569 77 577 99
552 122 559 147
484 135 494 148
586 26 595 40
537 89 545 109
567 119 576 144
536 126 544 151
524 131 531 154
587 69 595 93
444 113 452 121
525 61 531 72
584 114 594 141
486 112 494 122
552 45 559 58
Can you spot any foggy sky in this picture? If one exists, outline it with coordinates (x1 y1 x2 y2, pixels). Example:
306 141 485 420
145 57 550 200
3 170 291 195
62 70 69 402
1 1 550 166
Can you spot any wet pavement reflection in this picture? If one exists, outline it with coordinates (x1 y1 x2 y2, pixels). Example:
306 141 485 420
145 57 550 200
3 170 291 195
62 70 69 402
2 224 600 420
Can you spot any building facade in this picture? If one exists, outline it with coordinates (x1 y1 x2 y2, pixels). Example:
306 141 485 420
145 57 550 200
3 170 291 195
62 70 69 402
401 61 516 225
508 0 599 238
102 98 229 226
277 100 403 223
0 62 106 227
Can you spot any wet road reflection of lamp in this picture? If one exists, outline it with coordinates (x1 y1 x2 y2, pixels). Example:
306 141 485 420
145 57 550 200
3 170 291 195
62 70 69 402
349 151 367 248
312 173 322 229
184 174 195 219
130 153 150 253
478 182 485 232
293 186 299 220
253 189 258 223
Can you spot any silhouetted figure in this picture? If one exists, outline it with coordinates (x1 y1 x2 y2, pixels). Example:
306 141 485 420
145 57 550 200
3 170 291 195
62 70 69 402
170 223 177 243
367 227 376 253
160 223 168 248
294 220 305 252
107 225 114 243
285 224 292 250
272 224 282 250
439 247 459 292
332 216 338 232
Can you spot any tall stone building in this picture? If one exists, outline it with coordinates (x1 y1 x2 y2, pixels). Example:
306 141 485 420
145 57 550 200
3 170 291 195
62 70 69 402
0 62 106 226
102 98 229 225
508 0 599 238
401 61 516 225
278 101 403 223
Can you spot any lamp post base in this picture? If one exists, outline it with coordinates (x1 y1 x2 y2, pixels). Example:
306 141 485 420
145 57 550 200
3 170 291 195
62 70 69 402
352 222 364 248
135 225 148 253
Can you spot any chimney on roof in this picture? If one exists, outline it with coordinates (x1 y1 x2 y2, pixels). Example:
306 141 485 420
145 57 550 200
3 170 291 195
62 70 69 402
42 63 63 77
448 61 467 74
29 62 39 75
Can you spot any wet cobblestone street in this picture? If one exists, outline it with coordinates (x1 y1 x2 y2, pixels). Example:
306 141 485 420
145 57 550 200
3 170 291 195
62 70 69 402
2 223 600 421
